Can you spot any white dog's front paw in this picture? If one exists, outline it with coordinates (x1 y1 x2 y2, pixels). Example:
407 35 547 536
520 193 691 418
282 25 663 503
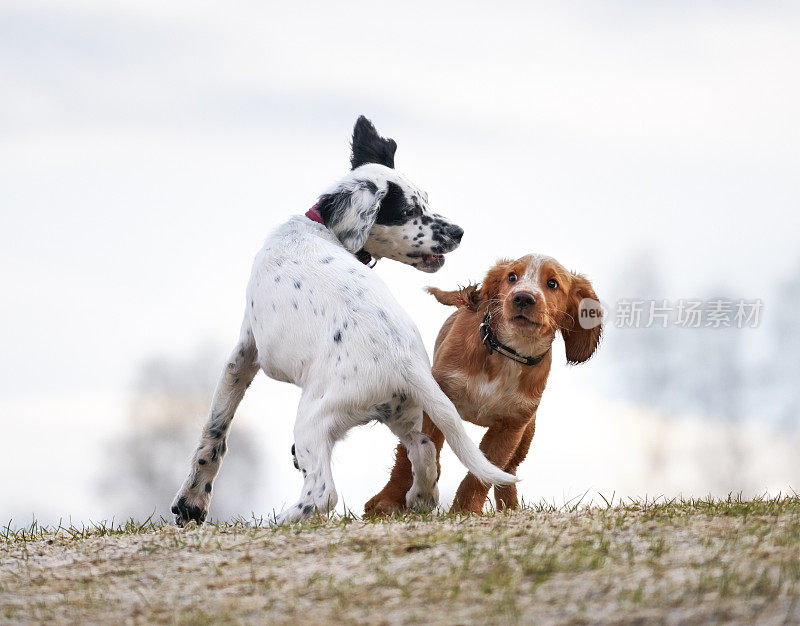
171 491 209 527
406 485 439 512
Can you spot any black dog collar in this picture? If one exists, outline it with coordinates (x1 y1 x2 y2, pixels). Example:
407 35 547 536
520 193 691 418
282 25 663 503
479 311 550 366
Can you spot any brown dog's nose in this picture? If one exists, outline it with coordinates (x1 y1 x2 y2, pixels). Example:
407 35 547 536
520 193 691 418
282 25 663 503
512 292 536 309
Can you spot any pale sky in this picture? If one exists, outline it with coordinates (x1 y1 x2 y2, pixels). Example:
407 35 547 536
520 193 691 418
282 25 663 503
1 1 799 524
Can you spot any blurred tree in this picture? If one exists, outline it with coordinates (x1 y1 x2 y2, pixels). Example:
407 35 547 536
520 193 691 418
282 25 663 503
607 252 676 412
100 345 262 522
766 265 800 430
607 253 754 493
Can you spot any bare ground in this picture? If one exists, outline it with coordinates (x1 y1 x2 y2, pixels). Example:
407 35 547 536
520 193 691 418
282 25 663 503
2 496 800 625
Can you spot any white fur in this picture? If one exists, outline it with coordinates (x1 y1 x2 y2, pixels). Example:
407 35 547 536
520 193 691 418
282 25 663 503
172 195 516 525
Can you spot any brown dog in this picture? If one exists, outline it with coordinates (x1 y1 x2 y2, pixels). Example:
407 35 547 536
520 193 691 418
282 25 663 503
365 254 602 514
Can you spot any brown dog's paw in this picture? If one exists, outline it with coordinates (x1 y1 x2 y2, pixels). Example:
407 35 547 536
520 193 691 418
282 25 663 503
494 486 519 511
364 495 405 517
450 495 486 515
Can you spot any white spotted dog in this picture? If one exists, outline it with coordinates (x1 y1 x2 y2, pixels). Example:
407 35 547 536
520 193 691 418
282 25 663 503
171 116 517 526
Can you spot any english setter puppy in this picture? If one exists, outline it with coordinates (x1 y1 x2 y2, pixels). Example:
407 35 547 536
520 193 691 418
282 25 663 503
172 116 516 525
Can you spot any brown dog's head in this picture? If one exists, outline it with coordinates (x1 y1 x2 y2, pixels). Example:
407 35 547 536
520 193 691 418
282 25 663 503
428 254 602 364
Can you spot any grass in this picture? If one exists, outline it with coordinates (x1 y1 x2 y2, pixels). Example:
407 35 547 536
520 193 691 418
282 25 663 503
2 494 800 624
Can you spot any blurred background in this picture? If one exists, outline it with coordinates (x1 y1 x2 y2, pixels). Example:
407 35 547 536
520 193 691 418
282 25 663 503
2 0 799 526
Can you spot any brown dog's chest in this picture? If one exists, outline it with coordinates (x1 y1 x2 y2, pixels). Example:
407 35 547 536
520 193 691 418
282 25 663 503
435 367 540 428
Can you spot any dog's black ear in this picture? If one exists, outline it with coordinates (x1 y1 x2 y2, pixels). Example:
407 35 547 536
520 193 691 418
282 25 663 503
317 181 387 253
350 116 397 170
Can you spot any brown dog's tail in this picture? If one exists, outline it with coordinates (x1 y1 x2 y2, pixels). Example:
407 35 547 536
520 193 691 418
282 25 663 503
409 370 517 487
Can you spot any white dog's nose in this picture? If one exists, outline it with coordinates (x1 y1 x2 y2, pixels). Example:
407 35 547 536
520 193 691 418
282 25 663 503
448 224 464 242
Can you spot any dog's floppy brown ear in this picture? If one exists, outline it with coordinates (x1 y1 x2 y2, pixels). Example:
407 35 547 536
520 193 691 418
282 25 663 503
426 285 481 311
561 273 603 364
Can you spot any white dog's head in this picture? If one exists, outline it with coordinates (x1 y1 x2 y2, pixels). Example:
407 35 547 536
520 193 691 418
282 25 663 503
316 116 463 273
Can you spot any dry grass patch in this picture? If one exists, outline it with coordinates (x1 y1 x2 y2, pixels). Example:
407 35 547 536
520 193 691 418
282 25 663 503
2 495 800 624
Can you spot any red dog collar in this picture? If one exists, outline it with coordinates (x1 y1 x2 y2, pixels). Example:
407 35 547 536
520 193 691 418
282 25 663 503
305 204 375 267
305 205 324 224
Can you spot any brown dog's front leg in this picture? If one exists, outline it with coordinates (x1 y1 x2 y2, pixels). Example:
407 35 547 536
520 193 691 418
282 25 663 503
364 413 444 516
494 418 536 510
451 421 527 514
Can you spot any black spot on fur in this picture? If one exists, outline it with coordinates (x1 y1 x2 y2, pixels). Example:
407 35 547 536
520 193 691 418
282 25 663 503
198 459 206 465
374 403 391 422
303 504 314 515
333 330 342 343
294 280 302 289
375 182 410 226
205 482 212 493
350 116 397 169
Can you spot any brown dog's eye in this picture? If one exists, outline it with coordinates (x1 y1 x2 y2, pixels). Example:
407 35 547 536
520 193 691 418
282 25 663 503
508 272 517 283
547 278 558 290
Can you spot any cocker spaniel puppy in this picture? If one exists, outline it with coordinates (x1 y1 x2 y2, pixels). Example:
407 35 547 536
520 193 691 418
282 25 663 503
365 254 602 515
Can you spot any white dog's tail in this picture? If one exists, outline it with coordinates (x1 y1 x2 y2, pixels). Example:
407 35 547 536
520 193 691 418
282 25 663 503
413 374 518 487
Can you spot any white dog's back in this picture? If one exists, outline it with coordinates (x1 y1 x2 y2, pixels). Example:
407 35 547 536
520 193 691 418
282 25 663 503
247 216 426 399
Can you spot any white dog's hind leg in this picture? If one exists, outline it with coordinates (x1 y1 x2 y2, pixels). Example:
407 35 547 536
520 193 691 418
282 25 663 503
172 322 259 526
401 431 440 511
275 398 339 525
384 407 439 512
